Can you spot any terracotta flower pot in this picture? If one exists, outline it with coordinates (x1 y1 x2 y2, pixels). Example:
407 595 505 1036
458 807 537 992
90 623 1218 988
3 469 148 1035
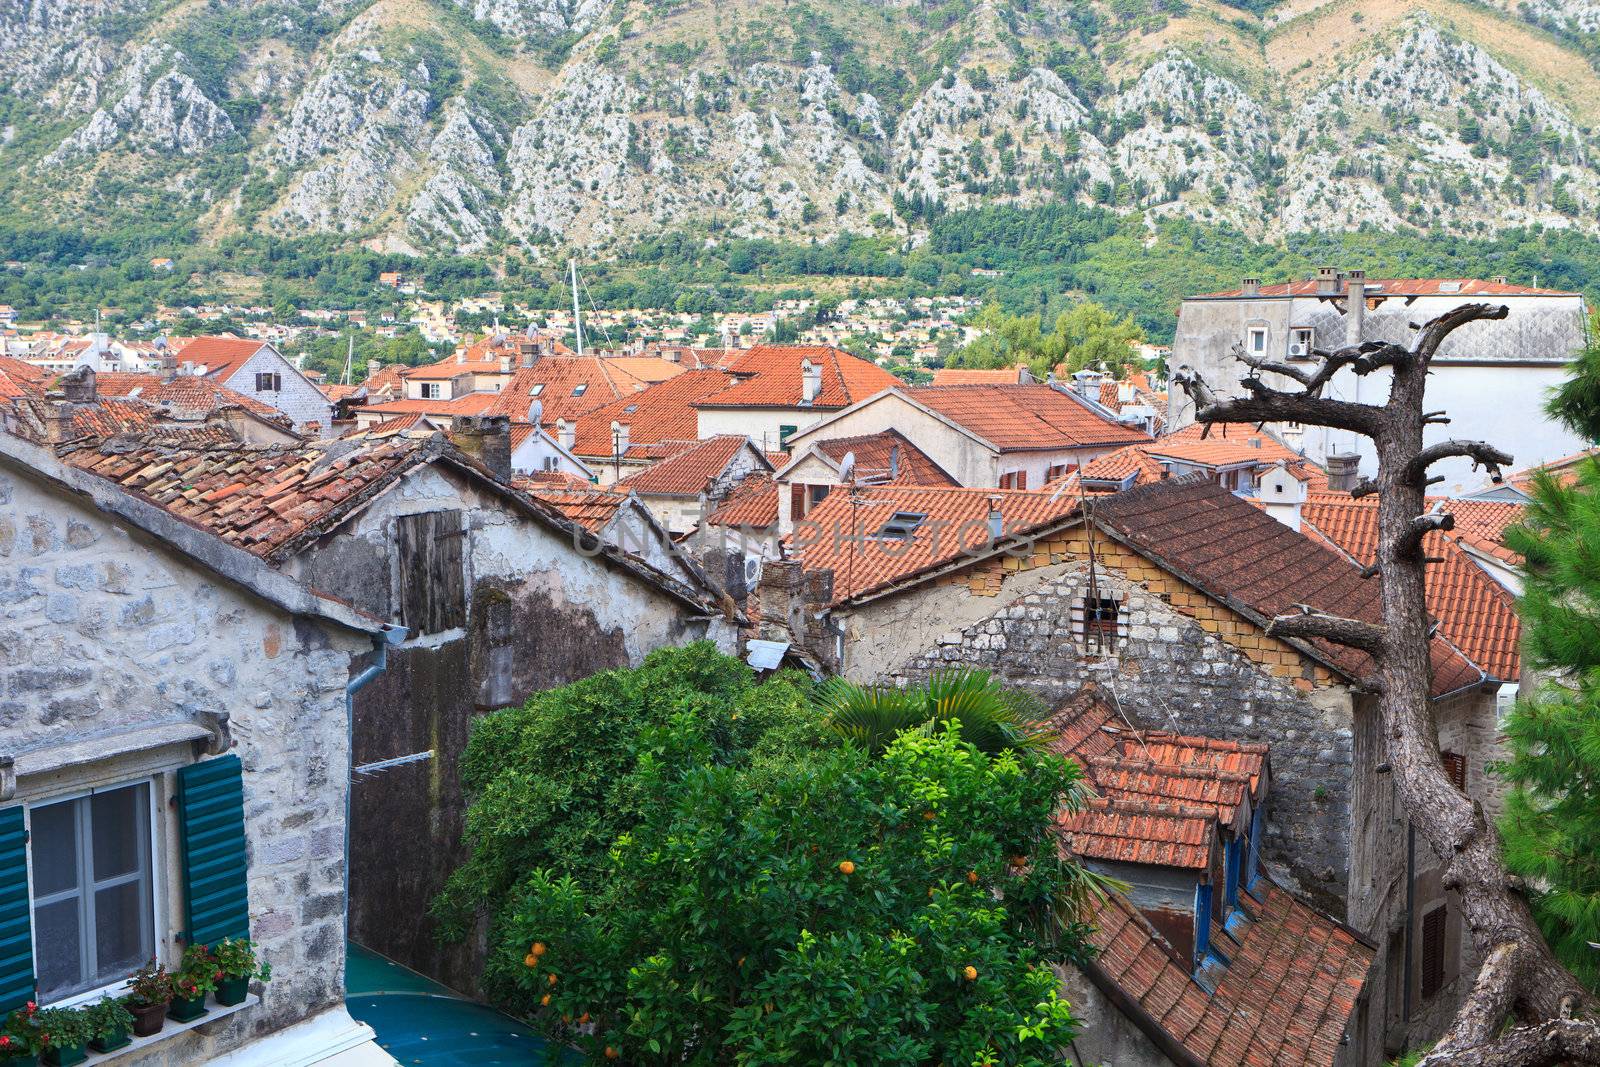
130 999 169 1037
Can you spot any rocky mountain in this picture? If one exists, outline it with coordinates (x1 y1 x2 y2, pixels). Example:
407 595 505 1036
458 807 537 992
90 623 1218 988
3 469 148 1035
6 0 1600 257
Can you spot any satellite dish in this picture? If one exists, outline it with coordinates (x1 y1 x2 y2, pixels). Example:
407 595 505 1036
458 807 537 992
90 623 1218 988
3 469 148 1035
839 451 856 484
528 398 543 427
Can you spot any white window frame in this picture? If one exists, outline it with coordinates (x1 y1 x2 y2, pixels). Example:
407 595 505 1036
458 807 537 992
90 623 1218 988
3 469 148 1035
23 775 169 1009
1246 327 1268 355
421 382 442 400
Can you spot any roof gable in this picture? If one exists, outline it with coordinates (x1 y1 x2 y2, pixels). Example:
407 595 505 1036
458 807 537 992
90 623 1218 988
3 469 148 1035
692 345 901 410
908 384 1153 451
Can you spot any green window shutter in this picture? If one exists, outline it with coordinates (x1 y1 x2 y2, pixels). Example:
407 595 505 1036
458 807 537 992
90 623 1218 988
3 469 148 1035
177 756 250 946
0 806 35 1014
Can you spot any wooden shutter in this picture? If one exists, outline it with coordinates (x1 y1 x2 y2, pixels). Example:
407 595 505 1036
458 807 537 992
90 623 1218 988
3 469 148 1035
1420 905 1447 999
0 806 34 1014
177 756 251 946
1441 751 1467 793
790 483 807 520
395 511 466 635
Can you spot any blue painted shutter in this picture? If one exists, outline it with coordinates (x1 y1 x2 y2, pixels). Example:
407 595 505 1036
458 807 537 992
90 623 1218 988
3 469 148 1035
1224 839 1241 910
0 806 35 1014
177 756 250 946
1193 883 1212 970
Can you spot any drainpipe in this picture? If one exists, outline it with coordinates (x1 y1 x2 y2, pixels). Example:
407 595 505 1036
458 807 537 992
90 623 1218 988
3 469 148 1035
343 625 408 935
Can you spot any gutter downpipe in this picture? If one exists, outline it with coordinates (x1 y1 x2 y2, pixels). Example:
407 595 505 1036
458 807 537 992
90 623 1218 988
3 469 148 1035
343 624 409 935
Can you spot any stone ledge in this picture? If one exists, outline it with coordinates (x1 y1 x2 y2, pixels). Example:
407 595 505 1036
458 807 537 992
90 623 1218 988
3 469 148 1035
89 993 257 1064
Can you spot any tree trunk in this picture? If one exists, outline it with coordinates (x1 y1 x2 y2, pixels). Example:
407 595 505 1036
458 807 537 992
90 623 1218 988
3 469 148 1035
1173 306 1600 1066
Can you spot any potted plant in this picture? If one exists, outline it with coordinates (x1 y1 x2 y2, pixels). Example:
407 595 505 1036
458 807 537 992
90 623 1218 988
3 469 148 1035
212 938 271 1006
85 998 134 1054
1 1000 40 1066
32 1007 91 1067
127 961 173 1037
169 944 218 1023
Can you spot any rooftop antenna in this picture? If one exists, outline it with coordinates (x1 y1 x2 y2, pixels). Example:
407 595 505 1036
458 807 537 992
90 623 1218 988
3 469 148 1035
570 258 585 358
342 333 355 386
839 451 856 484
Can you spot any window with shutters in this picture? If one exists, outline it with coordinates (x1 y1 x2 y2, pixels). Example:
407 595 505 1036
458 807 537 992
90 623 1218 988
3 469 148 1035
1420 905 1448 999
395 510 467 635
29 782 156 1002
999 470 1028 490
1441 751 1467 793
254 372 282 392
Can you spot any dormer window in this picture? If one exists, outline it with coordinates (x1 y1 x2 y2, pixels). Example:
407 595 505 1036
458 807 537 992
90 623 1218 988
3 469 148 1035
874 511 926 540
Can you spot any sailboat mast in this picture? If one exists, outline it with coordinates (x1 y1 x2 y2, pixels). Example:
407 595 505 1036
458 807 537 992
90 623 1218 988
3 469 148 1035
570 258 584 358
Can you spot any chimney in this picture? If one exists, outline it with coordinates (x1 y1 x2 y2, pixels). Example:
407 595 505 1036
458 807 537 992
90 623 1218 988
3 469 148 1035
1316 266 1340 295
1492 276 1508 285
367 358 381 382
1326 452 1361 493
1241 277 1262 297
888 443 901 481
41 398 74 444
800 359 822 403
518 339 542 368
499 354 512 374
987 496 1004 541
60 365 96 403
1344 269 1366 346
160 347 177 380
557 418 575 451
450 414 512 479
663 347 681 363
611 421 630 453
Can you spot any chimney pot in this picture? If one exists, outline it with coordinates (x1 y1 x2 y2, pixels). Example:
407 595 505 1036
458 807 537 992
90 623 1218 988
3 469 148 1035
1241 277 1262 297
450 414 512 479
1326 452 1361 493
60 365 96 403
1316 266 1341 295
557 418 575 451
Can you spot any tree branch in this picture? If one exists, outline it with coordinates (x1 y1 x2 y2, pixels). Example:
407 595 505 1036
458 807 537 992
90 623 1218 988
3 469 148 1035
1397 509 1456 558
1414 303 1511 362
1416 1017 1600 1067
1173 368 1387 439
1264 607 1386 655
1403 440 1515 488
1234 342 1316 387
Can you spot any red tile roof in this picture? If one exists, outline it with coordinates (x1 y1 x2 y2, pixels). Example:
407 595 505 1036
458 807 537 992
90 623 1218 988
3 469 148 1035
930 365 1028 386
705 473 779 529
1160 423 1328 490
1501 446 1600 497
693 345 901 410
515 480 628 533
807 429 959 486
360 394 499 418
909 384 1152 451
487 356 652 423
788 485 1080 603
1082 882 1373 1066
616 435 761 497
1094 477 1481 697
175 336 272 379
1195 278 1577 298
1299 494 1522 681
1045 445 1169 495
91 373 290 424
565 370 736 457
1062 797 1218 869
0 355 45 399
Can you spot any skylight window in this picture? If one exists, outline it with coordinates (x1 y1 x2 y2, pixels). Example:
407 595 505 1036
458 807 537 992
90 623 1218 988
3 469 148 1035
624 404 638 413
874 511 927 540
530 383 545 396
572 383 588 396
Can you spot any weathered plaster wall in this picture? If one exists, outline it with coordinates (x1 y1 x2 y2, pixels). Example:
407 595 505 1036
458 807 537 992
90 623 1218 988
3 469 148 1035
0 467 369 1062
1057 967 1173 1067
287 463 719 992
781 396 998 487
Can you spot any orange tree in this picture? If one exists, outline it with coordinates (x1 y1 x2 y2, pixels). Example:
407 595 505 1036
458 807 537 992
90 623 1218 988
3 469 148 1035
493 718 1098 1065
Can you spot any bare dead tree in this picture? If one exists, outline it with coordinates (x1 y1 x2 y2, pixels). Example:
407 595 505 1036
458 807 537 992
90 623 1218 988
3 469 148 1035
1174 304 1600 1067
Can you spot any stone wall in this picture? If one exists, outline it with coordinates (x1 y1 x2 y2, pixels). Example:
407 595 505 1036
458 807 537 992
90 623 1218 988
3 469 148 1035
0 466 370 1062
220 349 335 437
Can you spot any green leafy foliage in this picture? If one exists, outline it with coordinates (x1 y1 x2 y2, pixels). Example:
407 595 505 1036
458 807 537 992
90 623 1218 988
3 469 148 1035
950 300 1145 378
1498 459 1600 994
495 721 1094 1064
431 643 823 945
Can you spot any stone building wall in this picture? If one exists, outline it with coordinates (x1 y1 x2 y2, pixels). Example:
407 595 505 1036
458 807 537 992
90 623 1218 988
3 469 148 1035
219 349 335 437
0 465 371 1063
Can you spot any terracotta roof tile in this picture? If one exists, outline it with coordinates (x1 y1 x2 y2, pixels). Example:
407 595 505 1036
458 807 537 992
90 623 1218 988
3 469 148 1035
705 472 779 528
693 345 901 410
1094 477 1481 697
808 429 959 486
1061 797 1217 869
1082 885 1374 1066
563 370 736 456
360 393 499 418
787 485 1080 603
930 365 1029 386
91 373 290 425
616 435 761 497
487 356 652 423
515 480 628 532
1300 493 1522 680
175 336 271 379
908 384 1152 451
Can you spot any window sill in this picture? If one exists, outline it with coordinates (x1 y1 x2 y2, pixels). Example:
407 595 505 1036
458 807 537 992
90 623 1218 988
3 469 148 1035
87 993 258 1063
